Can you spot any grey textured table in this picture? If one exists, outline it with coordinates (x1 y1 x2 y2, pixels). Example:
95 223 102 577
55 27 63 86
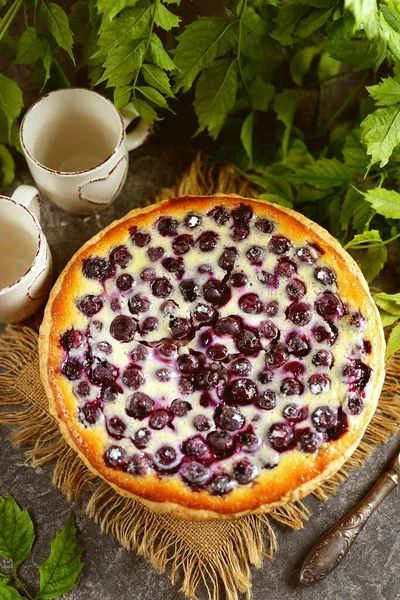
1 146 399 600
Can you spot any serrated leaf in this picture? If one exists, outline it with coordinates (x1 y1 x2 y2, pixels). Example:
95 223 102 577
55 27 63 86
361 104 400 167
148 34 176 71
257 192 293 208
273 89 298 159
290 46 320 86
342 130 370 172
367 77 400 106
97 39 146 87
327 13 356 39
283 138 313 169
361 244 387 281
344 0 379 39
361 187 400 218
241 112 254 162
247 172 294 202
131 97 159 122
379 8 400 63
37 514 83 600
271 4 310 45
0 144 14 185
386 322 400 357
194 58 238 139
296 7 335 38
96 0 138 22
15 27 41 65
249 77 274 111
240 6 268 59
94 6 153 57
142 64 174 98
0 75 23 144
341 186 369 231
289 158 351 189
0 496 34 568
40 37 53 89
137 86 170 109
327 38 387 71
114 86 132 109
39 2 75 64
380 312 399 327
347 229 383 246
173 17 237 93
0 575 10 585
0 585 25 600
154 2 180 31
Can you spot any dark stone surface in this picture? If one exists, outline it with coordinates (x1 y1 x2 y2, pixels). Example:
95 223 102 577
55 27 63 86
1 147 399 600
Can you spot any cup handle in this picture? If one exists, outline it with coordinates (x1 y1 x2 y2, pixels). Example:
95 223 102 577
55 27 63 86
12 185 41 221
120 103 152 152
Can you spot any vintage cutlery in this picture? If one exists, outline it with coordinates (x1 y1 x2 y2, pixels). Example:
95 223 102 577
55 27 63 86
299 447 400 585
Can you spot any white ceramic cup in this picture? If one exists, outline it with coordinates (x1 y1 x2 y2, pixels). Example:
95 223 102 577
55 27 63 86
0 185 53 324
20 88 151 216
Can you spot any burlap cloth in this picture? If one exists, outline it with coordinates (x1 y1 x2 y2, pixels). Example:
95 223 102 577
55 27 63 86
1 156 400 600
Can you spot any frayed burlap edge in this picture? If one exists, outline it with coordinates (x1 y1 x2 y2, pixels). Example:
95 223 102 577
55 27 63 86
0 156 399 600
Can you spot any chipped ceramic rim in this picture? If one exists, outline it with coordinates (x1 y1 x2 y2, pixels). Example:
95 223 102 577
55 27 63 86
20 88 126 177
0 196 43 296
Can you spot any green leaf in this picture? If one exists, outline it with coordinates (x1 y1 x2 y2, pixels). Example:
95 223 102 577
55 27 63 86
361 244 387 282
290 46 320 86
40 37 53 89
273 89 298 159
114 86 132 109
148 34 176 71
361 104 400 167
173 17 237 93
37 514 83 600
346 229 383 246
386 322 400 357
318 52 341 82
97 39 146 87
194 58 238 139
283 138 313 169
342 129 370 172
131 97 159 122
0 75 23 145
374 292 400 316
241 112 254 162
361 187 400 218
379 312 399 327
296 7 335 39
154 2 180 31
344 0 379 39
15 27 41 65
326 37 386 71
249 77 274 111
327 13 356 39
367 77 400 106
96 0 139 22
341 186 371 232
271 4 310 45
94 6 153 57
137 86 170 109
379 8 400 63
0 496 34 568
0 144 14 185
256 192 293 208
0 585 25 600
142 64 174 98
247 172 294 202
289 158 351 189
240 6 268 59
0 575 11 585
39 1 75 64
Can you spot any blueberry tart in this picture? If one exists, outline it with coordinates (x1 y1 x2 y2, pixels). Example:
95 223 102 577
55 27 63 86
39 195 385 520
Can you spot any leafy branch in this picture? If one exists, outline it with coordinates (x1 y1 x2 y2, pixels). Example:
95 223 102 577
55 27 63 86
0 495 83 600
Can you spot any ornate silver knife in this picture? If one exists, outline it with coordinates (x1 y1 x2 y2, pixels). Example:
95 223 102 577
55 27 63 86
299 449 400 585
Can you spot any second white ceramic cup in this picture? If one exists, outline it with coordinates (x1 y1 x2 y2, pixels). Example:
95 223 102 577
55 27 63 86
20 89 151 215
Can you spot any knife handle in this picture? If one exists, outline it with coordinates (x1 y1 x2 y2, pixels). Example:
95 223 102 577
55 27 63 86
299 464 399 585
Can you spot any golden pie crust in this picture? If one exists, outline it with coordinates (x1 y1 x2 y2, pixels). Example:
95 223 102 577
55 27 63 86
39 195 385 520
